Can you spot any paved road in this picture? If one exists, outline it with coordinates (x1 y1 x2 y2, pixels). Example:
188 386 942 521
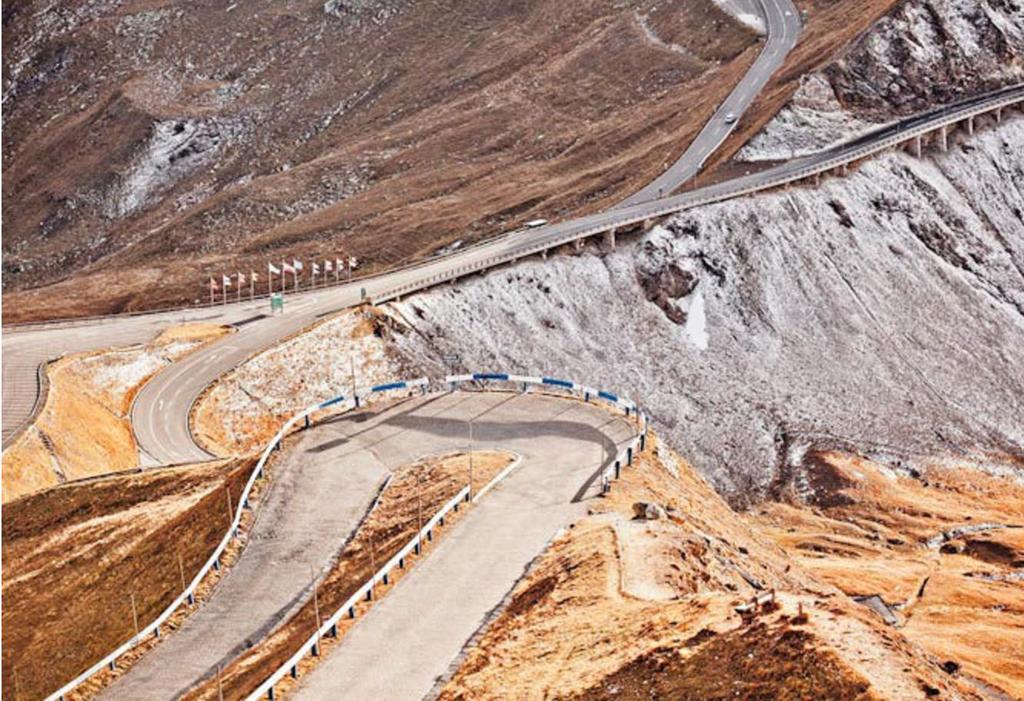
0 303 266 448
103 390 633 699
293 390 634 701
4 86 1020 461
99 397 392 700
619 0 801 205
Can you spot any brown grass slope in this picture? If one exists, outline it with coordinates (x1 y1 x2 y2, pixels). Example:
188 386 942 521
3 0 758 320
438 437 983 701
2 459 251 700
1 323 230 502
752 450 1024 699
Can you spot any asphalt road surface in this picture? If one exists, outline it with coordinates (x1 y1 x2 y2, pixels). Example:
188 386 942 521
101 390 634 699
292 390 635 701
98 410 390 700
619 0 801 205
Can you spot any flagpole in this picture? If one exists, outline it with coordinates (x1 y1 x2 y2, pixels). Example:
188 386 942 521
210 279 215 305
251 272 255 299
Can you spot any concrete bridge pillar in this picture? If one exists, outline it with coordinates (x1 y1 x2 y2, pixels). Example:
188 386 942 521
541 248 548 260
967 115 975 135
939 125 948 152
914 135 922 158
642 218 654 231
574 238 584 252
996 107 1003 123
604 228 616 249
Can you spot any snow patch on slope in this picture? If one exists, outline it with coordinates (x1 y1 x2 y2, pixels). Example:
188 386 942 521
108 119 224 218
739 74 879 161
199 310 400 452
711 0 766 35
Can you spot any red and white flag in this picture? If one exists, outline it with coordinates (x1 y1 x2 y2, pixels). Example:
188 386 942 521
268 262 280 275
282 261 295 274
209 277 219 292
237 272 246 285
222 274 232 288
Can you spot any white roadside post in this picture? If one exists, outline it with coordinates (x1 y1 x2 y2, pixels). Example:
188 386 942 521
468 419 474 499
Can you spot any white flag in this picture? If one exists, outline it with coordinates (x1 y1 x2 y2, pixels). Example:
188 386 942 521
336 257 345 270
251 271 259 281
324 260 333 272
293 259 304 271
312 263 320 275
209 277 219 291
237 272 246 285
348 256 358 269
222 274 232 288
268 262 280 275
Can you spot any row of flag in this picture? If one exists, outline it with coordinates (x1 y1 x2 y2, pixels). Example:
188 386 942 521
208 256 359 302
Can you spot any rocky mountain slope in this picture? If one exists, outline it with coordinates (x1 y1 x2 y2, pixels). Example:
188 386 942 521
740 0 1024 160
2 0 761 319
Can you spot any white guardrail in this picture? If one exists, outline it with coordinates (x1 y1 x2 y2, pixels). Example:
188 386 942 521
45 373 647 701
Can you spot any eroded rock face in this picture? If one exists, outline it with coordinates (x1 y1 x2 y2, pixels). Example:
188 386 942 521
637 256 698 325
632 502 668 520
384 118 1024 503
825 0 1024 115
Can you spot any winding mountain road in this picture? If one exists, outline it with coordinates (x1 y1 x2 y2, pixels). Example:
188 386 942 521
620 0 800 205
102 390 634 700
4 82 1021 469
1 0 799 457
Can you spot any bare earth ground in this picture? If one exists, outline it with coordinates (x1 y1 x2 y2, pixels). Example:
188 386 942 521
1 458 252 701
750 451 1024 699
1 322 230 501
437 436 991 701
182 450 512 701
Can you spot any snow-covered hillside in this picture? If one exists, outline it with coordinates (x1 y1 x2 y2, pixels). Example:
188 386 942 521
383 117 1024 502
740 0 1024 161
